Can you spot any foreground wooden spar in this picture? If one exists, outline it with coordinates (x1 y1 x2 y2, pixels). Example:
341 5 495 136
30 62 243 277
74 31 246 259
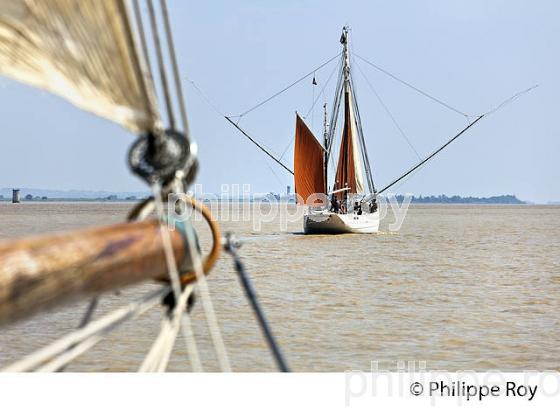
0 220 190 326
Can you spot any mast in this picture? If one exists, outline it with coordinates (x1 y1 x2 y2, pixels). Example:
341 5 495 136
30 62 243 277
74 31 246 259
323 103 329 194
333 26 368 202
341 26 351 194
341 26 350 92
336 26 375 196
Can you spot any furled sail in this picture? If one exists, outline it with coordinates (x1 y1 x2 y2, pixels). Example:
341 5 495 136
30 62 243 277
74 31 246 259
0 0 158 133
293 114 325 205
334 88 365 197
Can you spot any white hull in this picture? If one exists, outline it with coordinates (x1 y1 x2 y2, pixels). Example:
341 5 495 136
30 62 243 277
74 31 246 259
303 210 379 234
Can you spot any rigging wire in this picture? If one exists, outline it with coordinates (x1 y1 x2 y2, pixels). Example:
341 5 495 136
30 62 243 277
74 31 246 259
304 58 341 120
349 70 376 193
326 56 345 157
277 61 340 162
483 84 539 116
56 296 99 372
160 0 191 136
168 180 232 372
278 59 341 162
376 115 485 195
132 1 153 72
353 57 422 161
187 77 227 117
151 184 204 371
265 161 287 192
139 285 195 372
2 288 168 372
185 78 294 175
146 0 176 129
132 0 160 124
354 53 470 118
231 53 341 119
225 117 294 175
375 84 539 195
311 73 315 129
225 234 290 372
187 52 343 176
278 135 294 162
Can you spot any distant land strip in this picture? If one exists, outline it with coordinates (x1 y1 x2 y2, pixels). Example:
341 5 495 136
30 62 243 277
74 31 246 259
394 194 526 204
0 189 534 204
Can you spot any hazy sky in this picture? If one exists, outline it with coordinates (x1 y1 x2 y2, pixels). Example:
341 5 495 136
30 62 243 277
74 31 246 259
0 0 558 202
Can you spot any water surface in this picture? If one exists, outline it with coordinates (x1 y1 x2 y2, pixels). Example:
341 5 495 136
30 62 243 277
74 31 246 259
0 202 558 371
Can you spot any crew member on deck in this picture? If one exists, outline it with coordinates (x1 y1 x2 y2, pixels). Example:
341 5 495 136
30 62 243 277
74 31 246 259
331 195 339 213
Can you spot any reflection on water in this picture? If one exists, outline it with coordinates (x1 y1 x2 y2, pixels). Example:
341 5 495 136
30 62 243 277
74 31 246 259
0 202 558 371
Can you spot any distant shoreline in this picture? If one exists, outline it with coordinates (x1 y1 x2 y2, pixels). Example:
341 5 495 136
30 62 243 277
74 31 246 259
1 200 552 205
2 200 552 206
1 191 553 204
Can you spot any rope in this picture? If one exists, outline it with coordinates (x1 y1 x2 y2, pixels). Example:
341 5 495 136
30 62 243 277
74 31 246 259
278 135 294 162
2 288 168 372
171 181 232 372
160 0 191 137
354 53 470 118
349 71 376 193
311 74 315 129
126 195 211 371
265 162 287 192
377 115 485 195
153 180 231 371
304 58 341 119
139 285 194 372
187 79 294 175
186 77 295 175
186 77 288 173
224 117 294 175
179 308 203 371
375 84 539 195
353 57 422 161
232 53 341 119
326 61 345 156
147 0 176 129
37 334 105 372
132 0 155 91
151 183 204 371
187 78 227 117
151 184 183 298
152 0 230 371
482 84 539 116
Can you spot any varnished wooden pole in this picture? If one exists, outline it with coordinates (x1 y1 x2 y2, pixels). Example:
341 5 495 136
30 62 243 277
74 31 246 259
0 220 189 325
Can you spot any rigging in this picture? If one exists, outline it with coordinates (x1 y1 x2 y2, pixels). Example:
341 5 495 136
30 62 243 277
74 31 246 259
375 84 539 196
354 53 471 118
353 56 422 161
231 53 341 120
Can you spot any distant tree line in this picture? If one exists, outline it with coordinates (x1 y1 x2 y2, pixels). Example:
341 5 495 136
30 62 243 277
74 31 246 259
23 194 48 201
391 194 524 204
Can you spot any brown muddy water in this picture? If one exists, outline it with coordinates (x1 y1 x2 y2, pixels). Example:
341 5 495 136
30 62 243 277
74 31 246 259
0 202 558 371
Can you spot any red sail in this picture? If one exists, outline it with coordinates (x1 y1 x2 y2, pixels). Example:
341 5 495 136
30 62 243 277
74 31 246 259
334 90 358 199
294 114 325 204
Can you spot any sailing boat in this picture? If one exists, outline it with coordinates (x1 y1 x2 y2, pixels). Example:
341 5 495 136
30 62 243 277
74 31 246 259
294 27 379 234
225 27 534 236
